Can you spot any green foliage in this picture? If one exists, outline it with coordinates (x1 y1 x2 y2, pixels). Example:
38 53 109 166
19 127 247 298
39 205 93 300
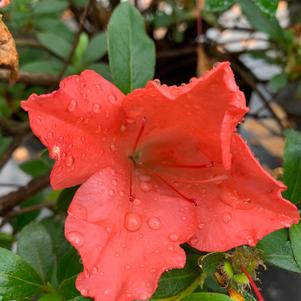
283 130 301 204
182 292 232 301
204 0 235 12
108 2 155 94
268 73 288 92
19 158 51 178
289 222 301 269
17 223 54 282
256 229 301 272
0 247 43 300
151 254 201 299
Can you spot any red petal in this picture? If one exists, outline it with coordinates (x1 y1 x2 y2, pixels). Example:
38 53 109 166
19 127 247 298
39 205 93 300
21 70 125 189
65 165 197 301
190 134 299 252
122 62 248 169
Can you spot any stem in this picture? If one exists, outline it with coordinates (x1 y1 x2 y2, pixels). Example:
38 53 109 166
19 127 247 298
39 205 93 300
241 266 264 301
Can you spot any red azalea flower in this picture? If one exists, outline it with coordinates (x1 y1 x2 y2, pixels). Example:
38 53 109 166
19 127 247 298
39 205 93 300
21 62 299 301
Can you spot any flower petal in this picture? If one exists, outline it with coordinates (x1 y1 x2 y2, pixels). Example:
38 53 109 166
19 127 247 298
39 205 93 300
65 165 197 301
21 70 125 189
190 134 299 252
122 62 248 169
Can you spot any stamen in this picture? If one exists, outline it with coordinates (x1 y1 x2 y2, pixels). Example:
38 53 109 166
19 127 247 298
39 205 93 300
132 116 147 153
241 266 264 301
156 161 214 169
147 170 200 206
129 167 135 202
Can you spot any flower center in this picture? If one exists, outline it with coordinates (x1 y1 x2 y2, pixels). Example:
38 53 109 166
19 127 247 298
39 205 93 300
127 117 215 206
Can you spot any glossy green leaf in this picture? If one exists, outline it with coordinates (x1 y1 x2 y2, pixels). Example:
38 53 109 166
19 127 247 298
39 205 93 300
17 223 54 282
151 254 200 299
68 297 91 301
283 130 301 204
0 247 43 300
269 73 288 92
200 252 224 276
254 0 279 17
204 0 235 12
88 63 111 80
238 0 287 46
83 32 107 64
57 186 79 213
0 232 14 250
59 275 79 299
38 293 63 301
289 222 301 269
0 133 11 158
33 0 68 15
19 159 51 178
21 60 62 76
182 292 232 301
37 32 72 60
257 229 301 272
108 2 155 93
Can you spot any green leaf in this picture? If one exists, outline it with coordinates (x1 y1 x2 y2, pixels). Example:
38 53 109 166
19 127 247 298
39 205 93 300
268 73 288 92
108 2 155 93
238 0 287 46
57 186 79 213
253 0 279 17
37 32 72 60
17 223 54 282
283 130 301 204
182 292 232 301
256 229 301 272
34 0 68 15
59 275 79 299
0 247 43 300
204 0 235 12
0 232 14 250
200 252 225 276
19 159 51 178
151 254 200 299
83 32 107 65
73 33 89 68
289 222 301 269
0 133 11 158
38 293 63 301
21 60 62 76
68 297 91 301
88 63 112 80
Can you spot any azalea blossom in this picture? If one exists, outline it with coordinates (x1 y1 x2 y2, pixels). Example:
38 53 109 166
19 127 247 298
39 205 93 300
21 62 299 301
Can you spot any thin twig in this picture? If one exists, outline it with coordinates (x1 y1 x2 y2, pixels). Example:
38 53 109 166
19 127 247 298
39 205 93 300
6 201 55 218
0 173 50 216
0 69 58 86
57 0 93 81
0 129 32 171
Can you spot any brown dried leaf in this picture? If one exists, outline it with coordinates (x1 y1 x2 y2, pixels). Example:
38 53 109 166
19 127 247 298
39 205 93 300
0 15 19 83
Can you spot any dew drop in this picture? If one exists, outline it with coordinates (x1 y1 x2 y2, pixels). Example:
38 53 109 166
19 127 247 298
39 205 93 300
124 212 142 232
198 223 205 229
223 212 232 224
140 182 152 192
109 94 117 103
133 198 142 206
68 99 77 112
106 227 112 233
110 143 117 152
169 233 179 242
67 231 84 247
72 204 87 220
104 289 109 295
65 155 74 167
92 266 98 274
125 264 131 270
112 179 118 186
92 103 101 113
154 79 161 85
81 289 88 296
190 236 199 246
247 237 256 246
95 124 102 134
50 146 60 160
150 268 156 273
154 249 160 254
146 282 151 288
167 244 174 251
120 124 127 132
147 217 161 230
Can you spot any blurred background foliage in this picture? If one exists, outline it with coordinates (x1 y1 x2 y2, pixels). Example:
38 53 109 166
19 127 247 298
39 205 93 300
0 0 301 301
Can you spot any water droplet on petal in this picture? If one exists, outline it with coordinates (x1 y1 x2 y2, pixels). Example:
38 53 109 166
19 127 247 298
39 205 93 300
92 266 98 274
120 124 127 132
198 223 205 229
67 231 84 247
81 289 88 296
133 198 142 206
190 236 199 246
65 155 74 167
50 146 60 160
95 124 102 134
110 143 117 152
104 289 109 295
147 217 161 230
167 244 175 251
125 264 131 270
247 237 256 246
109 189 115 196
146 282 151 288
140 182 152 192
223 212 232 224
112 179 118 186
68 99 77 112
72 204 87 220
92 103 101 113
109 95 117 103
124 212 142 232
105 227 112 233
169 233 179 242
154 79 161 85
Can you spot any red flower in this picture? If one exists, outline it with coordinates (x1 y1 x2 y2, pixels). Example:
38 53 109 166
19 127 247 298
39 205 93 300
21 62 299 301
